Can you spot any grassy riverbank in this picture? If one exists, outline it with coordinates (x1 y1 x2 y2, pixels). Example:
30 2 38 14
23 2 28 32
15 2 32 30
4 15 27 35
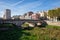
0 25 60 40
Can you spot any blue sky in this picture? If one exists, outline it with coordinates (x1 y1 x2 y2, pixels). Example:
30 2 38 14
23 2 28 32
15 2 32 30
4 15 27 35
0 0 60 17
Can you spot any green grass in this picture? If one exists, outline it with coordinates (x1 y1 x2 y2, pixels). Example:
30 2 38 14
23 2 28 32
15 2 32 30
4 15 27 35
0 25 60 40
46 25 60 29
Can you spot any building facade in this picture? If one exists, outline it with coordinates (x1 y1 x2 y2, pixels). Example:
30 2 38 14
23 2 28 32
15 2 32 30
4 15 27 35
3 9 11 19
24 11 33 19
31 13 40 20
38 11 45 17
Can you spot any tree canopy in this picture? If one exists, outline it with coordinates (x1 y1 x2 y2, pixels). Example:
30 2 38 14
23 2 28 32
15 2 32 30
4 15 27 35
48 8 60 18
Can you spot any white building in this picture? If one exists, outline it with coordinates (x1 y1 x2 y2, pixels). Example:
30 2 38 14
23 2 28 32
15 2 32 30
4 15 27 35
38 11 45 17
20 15 25 19
24 12 33 19
3 9 11 19
25 13 32 19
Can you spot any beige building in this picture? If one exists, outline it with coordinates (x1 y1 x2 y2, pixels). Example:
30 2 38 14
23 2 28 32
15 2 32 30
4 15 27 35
3 9 11 19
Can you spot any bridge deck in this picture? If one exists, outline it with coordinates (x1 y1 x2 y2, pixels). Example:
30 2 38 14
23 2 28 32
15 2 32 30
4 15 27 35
0 19 42 21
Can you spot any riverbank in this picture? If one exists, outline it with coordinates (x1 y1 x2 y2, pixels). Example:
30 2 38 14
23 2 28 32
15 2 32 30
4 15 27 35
0 25 60 40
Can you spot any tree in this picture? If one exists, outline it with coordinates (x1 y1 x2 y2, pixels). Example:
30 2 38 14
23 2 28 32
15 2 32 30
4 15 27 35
48 8 60 21
56 8 60 20
56 8 60 17
48 10 54 18
48 9 57 21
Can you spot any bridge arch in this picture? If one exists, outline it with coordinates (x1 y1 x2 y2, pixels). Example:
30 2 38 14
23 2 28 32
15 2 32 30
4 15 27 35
0 19 48 27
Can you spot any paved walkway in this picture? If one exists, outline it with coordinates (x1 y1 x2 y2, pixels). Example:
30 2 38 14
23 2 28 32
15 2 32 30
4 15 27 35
45 20 60 26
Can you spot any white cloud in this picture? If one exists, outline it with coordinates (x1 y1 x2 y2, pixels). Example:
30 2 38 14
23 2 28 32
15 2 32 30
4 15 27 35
0 0 24 9
0 1 11 9
12 0 42 14
0 0 43 17
14 0 42 11
10 0 24 6
0 10 4 17
9 1 43 16
0 2 12 17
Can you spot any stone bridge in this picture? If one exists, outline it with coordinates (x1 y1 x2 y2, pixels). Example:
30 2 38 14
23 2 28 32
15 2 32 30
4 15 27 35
0 19 44 26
